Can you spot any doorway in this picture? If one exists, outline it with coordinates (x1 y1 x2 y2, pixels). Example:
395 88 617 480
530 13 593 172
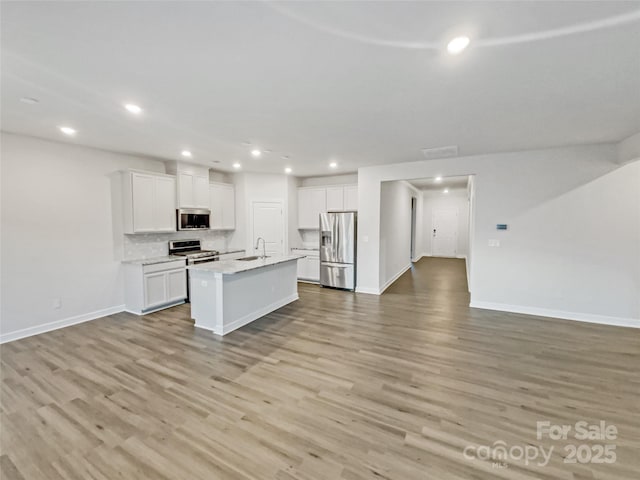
410 197 417 261
251 201 284 256
432 207 458 257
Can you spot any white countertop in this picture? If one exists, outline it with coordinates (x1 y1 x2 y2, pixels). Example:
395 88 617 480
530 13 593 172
122 255 183 266
122 249 246 266
188 254 303 275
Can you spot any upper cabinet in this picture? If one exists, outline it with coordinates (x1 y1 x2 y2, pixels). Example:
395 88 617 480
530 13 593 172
122 170 176 234
165 162 210 209
297 184 357 229
326 186 344 211
344 185 358 210
209 182 235 230
177 172 209 209
298 187 326 229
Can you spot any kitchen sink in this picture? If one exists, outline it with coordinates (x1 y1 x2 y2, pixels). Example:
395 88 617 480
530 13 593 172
237 255 269 261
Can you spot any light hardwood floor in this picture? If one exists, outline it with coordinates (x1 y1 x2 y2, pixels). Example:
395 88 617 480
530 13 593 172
1 258 639 479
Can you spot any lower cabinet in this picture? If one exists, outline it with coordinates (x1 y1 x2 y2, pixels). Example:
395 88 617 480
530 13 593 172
293 249 320 282
124 259 187 314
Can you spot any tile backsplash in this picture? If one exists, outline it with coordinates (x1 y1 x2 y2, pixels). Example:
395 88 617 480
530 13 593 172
123 230 233 260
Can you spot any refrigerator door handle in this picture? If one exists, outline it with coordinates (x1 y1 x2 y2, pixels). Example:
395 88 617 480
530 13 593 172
334 215 339 262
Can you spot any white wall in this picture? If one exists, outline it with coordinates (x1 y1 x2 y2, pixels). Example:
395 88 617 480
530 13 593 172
287 175 302 250
379 181 422 291
300 173 357 187
0 133 165 340
357 144 640 326
617 131 640 165
420 189 470 258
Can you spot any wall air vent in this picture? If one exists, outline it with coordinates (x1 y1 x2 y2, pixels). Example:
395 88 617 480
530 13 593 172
421 145 458 160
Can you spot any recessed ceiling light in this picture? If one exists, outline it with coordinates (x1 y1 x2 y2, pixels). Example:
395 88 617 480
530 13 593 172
59 126 77 136
443 188 450 194
329 162 338 169
20 97 39 105
181 150 192 158
233 162 241 169
434 176 443 183
251 149 262 158
124 103 143 114
284 167 292 174
447 36 470 55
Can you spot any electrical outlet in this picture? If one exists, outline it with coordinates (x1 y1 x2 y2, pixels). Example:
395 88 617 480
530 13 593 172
53 298 62 309
488 239 500 247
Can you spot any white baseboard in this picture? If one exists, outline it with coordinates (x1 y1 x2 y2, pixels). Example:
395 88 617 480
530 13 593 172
355 286 381 295
196 293 299 336
411 254 424 263
355 263 413 296
0 305 126 344
380 263 412 295
124 300 186 316
469 301 639 329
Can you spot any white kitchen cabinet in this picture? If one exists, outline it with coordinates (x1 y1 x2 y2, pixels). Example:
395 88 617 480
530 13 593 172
293 249 320 282
155 176 178 231
194 175 210 208
344 185 358 210
122 170 177 234
124 259 187 314
209 183 235 230
144 272 167 309
166 268 188 302
297 188 326 229
178 172 209 209
326 187 345 211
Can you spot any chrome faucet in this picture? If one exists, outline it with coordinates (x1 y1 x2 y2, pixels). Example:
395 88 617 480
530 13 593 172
255 237 266 259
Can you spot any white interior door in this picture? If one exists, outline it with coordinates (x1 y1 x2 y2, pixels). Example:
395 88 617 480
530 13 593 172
432 207 458 257
252 202 284 256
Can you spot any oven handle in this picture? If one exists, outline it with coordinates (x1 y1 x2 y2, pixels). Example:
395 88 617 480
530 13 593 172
190 257 219 265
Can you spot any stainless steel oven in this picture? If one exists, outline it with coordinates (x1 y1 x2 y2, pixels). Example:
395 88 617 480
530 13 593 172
168 240 219 301
177 208 210 230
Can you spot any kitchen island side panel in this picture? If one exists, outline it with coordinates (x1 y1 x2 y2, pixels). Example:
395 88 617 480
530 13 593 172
189 260 298 335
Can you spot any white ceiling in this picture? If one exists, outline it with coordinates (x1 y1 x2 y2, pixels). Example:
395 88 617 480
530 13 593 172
408 175 470 191
2 1 639 176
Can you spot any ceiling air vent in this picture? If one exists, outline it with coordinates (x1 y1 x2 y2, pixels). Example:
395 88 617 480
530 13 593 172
421 145 458 160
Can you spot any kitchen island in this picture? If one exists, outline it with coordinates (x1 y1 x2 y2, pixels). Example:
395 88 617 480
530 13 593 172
188 255 302 335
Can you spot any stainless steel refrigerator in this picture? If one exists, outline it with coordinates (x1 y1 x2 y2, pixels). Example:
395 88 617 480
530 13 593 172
320 211 357 290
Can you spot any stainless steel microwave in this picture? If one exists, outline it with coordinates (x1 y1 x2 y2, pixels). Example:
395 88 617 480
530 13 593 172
177 208 210 230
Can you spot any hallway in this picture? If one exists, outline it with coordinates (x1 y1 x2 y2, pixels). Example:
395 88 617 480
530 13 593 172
386 257 470 305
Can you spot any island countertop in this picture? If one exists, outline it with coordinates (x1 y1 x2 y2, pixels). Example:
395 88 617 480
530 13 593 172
187 254 303 275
